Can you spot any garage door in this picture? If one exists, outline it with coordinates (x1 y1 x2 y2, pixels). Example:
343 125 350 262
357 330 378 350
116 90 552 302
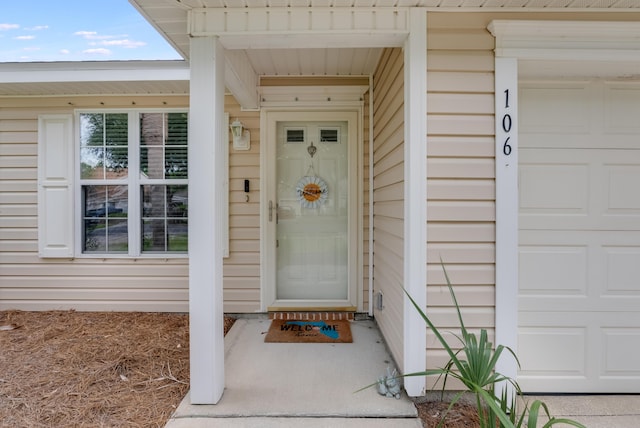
518 80 640 393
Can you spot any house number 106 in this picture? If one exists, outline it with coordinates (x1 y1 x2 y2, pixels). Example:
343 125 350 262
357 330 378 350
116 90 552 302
502 89 512 156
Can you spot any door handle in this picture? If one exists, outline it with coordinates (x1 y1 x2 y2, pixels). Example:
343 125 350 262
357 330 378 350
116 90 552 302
269 200 273 222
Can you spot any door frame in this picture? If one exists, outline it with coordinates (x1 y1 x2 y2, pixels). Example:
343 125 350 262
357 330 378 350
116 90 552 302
260 107 363 311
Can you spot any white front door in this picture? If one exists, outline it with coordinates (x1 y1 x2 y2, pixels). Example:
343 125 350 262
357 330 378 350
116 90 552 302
263 111 360 310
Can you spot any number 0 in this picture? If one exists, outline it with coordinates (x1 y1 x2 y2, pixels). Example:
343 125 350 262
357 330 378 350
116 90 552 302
502 114 512 133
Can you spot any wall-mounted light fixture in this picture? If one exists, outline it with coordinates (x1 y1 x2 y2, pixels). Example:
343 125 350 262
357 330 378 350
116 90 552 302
230 119 250 151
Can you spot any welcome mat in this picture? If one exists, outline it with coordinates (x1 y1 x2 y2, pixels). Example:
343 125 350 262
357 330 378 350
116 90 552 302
264 319 353 343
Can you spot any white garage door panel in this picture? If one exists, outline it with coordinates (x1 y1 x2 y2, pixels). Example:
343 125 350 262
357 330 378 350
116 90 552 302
520 149 640 231
605 85 640 134
518 312 640 393
519 79 640 393
519 230 640 312
519 85 591 136
519 162 589 215
602 327 640 375
518 326 587 377
519 243 588 297
607 165 640 212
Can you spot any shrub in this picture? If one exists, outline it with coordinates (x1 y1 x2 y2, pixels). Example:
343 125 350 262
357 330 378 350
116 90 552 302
397 263 586 428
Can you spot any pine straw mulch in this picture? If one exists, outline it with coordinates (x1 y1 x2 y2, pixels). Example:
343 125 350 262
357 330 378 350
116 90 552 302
0 311 481 428
0 310 235 428
415 398 481 428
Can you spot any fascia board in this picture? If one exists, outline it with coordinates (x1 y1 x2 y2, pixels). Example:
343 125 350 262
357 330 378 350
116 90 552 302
0 61 189 84
489 20 640 61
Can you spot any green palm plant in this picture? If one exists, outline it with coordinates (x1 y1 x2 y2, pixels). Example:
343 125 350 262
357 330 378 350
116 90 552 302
400 263 586 428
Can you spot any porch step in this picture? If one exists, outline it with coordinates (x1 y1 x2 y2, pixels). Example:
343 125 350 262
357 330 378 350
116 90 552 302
269 312 355 321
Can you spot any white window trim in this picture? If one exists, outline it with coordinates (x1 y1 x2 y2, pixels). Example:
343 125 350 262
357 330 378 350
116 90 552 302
74 108 190 259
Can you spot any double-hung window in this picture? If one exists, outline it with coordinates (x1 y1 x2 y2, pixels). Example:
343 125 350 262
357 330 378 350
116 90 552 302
78 110 188 256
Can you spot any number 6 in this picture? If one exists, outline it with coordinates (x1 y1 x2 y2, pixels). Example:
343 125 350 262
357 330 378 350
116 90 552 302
503 137 512 156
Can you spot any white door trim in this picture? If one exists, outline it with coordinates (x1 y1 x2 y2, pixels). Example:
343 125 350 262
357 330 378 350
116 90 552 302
490 19 640 391
260 107 363 311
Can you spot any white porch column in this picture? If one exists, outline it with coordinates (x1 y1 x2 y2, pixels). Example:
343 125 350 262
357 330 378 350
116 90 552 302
403 8 428 397
188 36 226 404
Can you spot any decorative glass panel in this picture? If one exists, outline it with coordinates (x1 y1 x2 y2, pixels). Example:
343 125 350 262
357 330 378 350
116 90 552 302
140 112 188 179
80 147 104 179
320 128 339 143
167 185 188 218
80 113 103 146
140 146 165 179
80 113 128 179
142 219 166 252
105 147 128 178
285 127 305 144
105 114 128 146
166 112 188 145
168 219 188 251
82 185 128 253
165 147 187 178
141 184 188 253
140 113 164 146
107 219 128 252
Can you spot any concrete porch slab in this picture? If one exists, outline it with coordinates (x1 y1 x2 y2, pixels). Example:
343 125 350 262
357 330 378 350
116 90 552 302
166 318 420 427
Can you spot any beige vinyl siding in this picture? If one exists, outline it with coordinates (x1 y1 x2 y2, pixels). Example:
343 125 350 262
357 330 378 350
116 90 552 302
0 94 261 313
371 47 405 371
425 13 497 385
224 96 261 313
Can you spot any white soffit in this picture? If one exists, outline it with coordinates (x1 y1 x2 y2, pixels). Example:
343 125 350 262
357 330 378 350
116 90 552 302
489 20 640 79
190 8 409 49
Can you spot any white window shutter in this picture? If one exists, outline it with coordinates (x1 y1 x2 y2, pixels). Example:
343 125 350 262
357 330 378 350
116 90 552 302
38 115 74 257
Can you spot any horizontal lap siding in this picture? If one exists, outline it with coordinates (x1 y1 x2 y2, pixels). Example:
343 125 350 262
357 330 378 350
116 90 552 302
224 97 261 313
0 94 261 313
426 13 496 389
372 47 405 371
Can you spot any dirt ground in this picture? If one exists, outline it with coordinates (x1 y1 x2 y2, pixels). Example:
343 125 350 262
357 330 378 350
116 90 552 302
0 311 478 427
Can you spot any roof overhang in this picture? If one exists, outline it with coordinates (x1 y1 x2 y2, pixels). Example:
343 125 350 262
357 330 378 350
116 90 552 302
0 61 189 97
131 1 640 61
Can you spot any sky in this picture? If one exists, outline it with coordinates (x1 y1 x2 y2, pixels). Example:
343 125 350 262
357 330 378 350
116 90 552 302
0 1 182 62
